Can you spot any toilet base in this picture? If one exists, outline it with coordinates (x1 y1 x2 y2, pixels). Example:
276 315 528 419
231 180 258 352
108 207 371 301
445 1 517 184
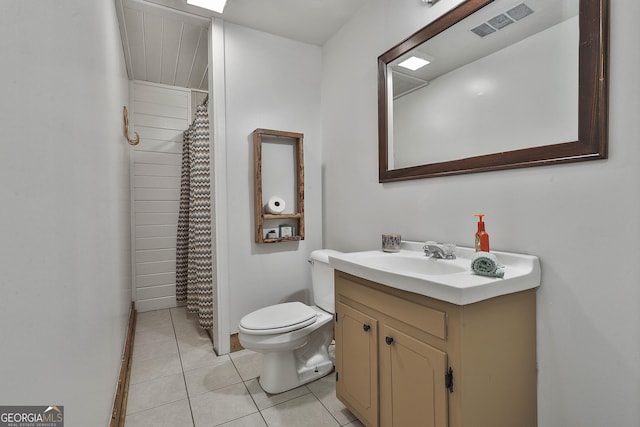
258 321 334 394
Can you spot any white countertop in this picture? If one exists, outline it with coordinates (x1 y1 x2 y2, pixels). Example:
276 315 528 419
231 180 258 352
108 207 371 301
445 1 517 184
328 241 541 305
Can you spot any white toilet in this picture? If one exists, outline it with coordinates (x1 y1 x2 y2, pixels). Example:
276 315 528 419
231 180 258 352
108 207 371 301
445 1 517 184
238 249 341 394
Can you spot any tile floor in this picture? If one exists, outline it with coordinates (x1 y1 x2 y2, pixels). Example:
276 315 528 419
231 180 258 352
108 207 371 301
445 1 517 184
125 306 365 427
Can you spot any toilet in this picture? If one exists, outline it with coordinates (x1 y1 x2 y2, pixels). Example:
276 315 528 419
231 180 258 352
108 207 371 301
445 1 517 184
238 249 341 394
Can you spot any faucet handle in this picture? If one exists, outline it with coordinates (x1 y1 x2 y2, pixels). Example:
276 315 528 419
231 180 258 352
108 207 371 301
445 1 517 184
443 243 456 259
423 241 438 256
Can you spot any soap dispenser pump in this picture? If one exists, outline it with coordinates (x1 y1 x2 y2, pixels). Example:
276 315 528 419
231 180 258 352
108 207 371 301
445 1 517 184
474 214 490 252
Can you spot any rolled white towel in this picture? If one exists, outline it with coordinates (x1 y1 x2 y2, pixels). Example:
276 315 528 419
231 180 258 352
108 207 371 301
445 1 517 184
470 251 505 278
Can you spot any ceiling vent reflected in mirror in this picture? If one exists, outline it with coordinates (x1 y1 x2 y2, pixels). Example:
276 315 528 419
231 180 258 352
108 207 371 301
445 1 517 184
471 22 497 37
471 2 534 37
488 13 514 29
507 3 534 20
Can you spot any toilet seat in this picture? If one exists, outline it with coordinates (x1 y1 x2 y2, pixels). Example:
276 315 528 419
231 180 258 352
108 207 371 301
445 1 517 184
239 302 318 335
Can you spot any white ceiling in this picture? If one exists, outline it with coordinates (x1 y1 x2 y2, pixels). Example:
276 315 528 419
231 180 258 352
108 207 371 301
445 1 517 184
115 0 367 90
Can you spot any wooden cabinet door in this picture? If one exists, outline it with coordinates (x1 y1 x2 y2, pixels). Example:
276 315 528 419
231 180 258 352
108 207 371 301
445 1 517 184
336 302 379 427
380 325 448 427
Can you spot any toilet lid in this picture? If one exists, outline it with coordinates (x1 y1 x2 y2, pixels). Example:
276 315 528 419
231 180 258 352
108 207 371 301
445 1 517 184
240 302 317 333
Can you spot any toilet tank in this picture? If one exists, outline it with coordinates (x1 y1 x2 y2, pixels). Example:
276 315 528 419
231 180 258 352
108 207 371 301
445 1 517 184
309 249 342 314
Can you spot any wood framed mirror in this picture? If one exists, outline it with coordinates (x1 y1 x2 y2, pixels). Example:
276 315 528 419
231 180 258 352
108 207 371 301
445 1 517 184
378 0 608 182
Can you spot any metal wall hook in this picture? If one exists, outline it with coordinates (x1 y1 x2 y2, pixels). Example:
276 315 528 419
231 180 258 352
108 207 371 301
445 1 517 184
123 106 140 146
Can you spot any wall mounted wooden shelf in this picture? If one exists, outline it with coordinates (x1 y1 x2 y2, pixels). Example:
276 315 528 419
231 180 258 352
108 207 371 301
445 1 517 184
253 128 305 244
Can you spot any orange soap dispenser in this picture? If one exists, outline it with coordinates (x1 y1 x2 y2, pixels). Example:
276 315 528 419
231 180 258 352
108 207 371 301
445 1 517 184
474 214 490 252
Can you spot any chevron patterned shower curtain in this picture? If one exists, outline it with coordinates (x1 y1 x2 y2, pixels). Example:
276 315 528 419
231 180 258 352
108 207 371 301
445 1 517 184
176 103 214 329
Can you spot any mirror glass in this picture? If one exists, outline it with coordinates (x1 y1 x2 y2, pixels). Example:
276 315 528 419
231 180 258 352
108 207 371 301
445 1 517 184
378 0 608 181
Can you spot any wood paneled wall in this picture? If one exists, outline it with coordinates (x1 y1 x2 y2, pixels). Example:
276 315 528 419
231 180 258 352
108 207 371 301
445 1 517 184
131 81 190 312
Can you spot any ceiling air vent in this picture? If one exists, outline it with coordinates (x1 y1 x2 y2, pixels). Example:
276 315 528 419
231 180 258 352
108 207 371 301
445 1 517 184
471 23 496 37
471 2 534 37
506 3 534 21
488 13 514 30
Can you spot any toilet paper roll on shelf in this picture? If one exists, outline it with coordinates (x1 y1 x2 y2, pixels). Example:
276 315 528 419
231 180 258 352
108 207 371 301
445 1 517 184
265 196 286 214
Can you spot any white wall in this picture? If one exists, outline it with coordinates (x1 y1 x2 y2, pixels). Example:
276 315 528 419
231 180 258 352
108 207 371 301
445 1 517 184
0 1 131 426
221 22 323 331
322 0 640 425
131 81 191 312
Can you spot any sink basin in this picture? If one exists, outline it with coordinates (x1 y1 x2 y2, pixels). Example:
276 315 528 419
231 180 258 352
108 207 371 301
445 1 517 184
328 241 540 305
347 251 467 276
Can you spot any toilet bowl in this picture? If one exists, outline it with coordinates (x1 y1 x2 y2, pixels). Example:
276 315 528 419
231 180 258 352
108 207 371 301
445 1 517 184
237 249 341 394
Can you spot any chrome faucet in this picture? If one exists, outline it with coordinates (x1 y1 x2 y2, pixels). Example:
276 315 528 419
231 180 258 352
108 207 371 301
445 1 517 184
423 242 456 260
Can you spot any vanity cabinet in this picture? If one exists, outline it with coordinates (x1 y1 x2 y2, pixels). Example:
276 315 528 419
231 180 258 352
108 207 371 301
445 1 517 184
334 271 537 427
335 302 379 426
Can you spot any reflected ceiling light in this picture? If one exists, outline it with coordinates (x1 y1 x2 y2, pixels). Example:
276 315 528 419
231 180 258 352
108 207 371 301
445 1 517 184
398 56 430 71
187 0 227 13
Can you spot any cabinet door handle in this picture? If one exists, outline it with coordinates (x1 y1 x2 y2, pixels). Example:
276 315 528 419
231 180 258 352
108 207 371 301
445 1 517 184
385 336 394 345
363 324 371 332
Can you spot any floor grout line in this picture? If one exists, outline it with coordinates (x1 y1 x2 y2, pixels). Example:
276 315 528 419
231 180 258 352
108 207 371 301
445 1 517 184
170 308 197 427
